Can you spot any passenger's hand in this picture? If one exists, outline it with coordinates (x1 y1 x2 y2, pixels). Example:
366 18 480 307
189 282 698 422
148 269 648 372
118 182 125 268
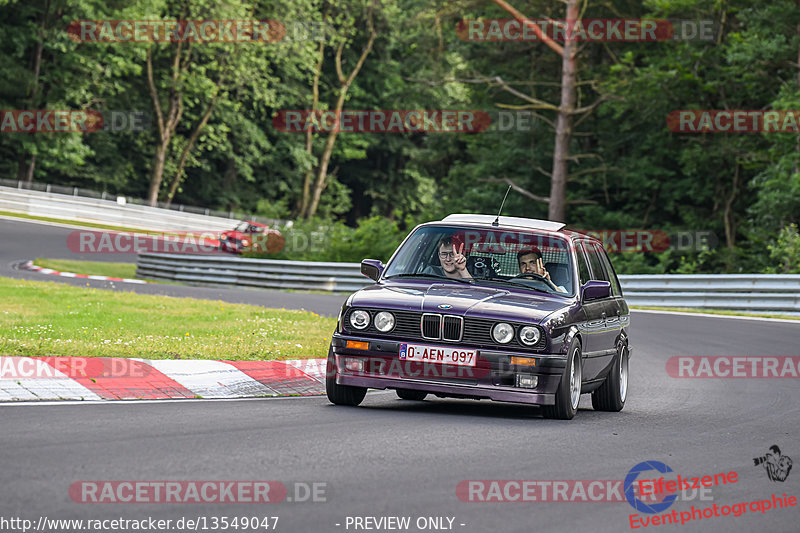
453 243 467 271
537 257 551 280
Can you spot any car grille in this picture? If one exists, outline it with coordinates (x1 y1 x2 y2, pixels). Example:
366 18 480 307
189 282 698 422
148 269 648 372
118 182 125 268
421 314 441 339
443 316 463 341
420 314 463 341
343 308 546 350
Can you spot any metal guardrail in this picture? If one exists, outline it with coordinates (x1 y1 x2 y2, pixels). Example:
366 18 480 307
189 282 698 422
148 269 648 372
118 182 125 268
136 254 800 313
0 184 283 232
137 253 370 293
619 274 800 313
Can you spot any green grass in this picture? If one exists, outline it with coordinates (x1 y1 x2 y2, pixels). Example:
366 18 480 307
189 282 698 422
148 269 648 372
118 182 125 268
0 276 336 359
631 306 800 321
35 258 138 279
0 209 177 234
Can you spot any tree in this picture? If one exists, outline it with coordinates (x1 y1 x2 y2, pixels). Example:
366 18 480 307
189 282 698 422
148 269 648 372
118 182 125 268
486 0 620 222
296 0 377 219
144 0 301 207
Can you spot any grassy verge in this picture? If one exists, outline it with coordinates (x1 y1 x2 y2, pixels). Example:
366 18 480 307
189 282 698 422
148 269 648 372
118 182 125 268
0 276 336 359
35 258 138 279
631 306 800 321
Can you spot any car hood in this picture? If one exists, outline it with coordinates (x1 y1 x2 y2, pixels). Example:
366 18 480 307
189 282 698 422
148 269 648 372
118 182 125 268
349 281 572 325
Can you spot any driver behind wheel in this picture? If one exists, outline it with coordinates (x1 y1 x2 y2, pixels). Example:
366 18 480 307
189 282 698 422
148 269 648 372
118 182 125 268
517 248 567 293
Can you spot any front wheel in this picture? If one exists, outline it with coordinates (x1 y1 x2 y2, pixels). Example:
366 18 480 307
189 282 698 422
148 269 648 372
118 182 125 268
396 389 427 401
591 344 629 412
325 348 367 406
542 339 582 420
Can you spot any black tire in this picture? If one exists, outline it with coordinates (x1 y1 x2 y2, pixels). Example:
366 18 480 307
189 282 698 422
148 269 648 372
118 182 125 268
325 348 367 406
396 389 427 401
542 339 582 420
591 344 629 412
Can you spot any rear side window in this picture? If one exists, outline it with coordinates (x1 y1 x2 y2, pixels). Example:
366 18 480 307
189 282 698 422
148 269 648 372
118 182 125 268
575 243 591 286
595 244 622 297
584 242 608 282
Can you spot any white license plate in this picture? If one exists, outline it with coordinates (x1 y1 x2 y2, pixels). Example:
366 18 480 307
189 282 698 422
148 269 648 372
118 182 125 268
398 343 477 367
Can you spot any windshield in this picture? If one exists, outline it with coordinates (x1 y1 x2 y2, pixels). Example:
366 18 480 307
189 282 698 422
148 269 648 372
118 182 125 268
384 225 575 296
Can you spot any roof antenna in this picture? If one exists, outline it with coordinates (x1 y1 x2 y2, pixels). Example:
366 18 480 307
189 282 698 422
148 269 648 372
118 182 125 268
492 184 512 226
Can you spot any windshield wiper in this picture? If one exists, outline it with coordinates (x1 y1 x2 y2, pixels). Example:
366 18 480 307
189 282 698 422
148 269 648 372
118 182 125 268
473 276 551 293
385 273 472 284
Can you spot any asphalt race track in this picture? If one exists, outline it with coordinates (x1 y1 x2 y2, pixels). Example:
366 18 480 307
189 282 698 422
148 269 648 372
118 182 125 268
1 217 799 532
0 217 346 316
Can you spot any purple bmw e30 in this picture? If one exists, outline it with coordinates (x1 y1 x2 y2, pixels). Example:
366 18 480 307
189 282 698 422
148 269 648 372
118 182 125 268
325 214 631 419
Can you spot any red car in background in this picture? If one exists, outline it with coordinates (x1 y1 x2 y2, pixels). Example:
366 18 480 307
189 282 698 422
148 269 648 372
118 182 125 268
218 221 284 254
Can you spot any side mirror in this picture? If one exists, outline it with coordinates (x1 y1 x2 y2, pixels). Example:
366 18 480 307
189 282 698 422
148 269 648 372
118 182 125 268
582 280 611 301
361 259 384 282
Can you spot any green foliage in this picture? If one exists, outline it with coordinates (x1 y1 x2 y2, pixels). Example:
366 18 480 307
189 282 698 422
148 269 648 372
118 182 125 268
1 0 798 274
768 224 800 274
245 215 407 262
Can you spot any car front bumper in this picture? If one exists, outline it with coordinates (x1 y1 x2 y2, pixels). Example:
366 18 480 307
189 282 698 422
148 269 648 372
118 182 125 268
331 333 567 406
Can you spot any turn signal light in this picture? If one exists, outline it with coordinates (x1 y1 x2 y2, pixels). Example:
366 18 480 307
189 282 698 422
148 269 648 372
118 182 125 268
509 356 536 366
346 340 370 350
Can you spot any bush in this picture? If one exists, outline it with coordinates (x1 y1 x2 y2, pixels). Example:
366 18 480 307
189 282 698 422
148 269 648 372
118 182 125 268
768 224 800 273
243 216 407 263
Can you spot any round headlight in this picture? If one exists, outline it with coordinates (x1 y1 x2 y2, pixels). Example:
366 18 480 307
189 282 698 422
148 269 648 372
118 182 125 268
492 322 514 344
374 311 395 332
349 310 370 330
242 239 250 246
519 326 541 346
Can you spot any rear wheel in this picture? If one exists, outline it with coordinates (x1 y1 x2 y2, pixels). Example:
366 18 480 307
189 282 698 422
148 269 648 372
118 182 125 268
591 344 629 412
325 348 367 406
396 389 427 401
542 339 582 420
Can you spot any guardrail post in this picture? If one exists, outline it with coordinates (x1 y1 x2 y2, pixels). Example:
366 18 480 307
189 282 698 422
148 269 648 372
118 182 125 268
73 187 78 196
46 184 51 193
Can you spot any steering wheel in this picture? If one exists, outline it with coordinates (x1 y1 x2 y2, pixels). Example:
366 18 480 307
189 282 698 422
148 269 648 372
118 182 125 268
510 272 558 290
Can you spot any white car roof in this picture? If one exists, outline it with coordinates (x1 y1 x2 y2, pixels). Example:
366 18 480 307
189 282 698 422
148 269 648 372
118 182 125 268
441 214 566 232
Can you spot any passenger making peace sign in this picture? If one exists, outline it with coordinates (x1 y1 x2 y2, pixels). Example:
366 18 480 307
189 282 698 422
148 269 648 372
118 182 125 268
427 236 473 279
